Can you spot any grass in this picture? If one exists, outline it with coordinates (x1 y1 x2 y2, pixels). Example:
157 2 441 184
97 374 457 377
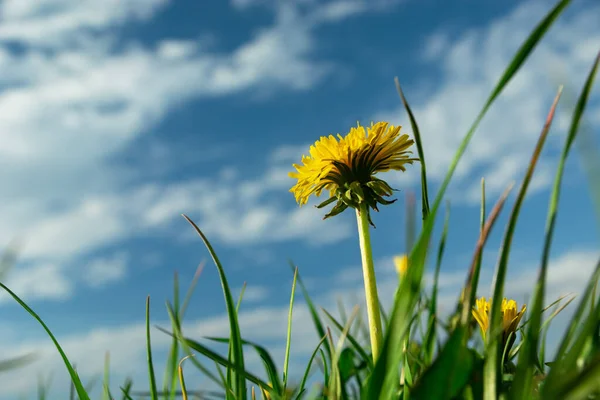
0 0 599 398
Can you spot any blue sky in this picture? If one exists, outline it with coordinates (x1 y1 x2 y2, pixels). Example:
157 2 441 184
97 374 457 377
0 0 598 397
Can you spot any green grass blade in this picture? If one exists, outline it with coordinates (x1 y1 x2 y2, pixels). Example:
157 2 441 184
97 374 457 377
163 303 226 391
183 214 246 400
485 83 562 399
206 337 283 394
120 378 134 400
525 51 600 398
157 327 273 394
0 282 91 400
512 88 584 399
321 307 373 369
412 183 513 400
102 351 110 400
560 353 600 400
283 267 298 391
162 272 181 400
295 335 328 400
366 2 571 397
180 262 204 320
395 79 430 219
424 202 450 365
146 296 159 400
288 261 333 362
543 259 600 397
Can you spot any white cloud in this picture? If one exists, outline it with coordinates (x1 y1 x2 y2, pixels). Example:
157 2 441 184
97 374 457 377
83 252 129 288
0 262 72 304
0 0 170 48
0 0 366 304
375 0 600 204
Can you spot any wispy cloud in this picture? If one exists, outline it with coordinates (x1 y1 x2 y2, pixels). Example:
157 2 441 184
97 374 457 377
376 0 600 203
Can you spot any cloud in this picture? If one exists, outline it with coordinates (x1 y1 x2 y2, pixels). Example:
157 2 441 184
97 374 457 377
0 0 170 48
82 252 129 288
0 0 365 305
0 262 72 304
375 0 600 204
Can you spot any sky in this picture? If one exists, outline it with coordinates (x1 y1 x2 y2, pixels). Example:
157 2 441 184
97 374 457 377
0 0 598 398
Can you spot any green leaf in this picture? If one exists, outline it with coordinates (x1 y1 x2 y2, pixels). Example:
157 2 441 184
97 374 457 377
0 282 91 400
183 214 246 400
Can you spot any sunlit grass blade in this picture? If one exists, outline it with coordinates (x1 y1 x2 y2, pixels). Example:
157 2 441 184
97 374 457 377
395 79 430 219
206 337 283 395
163 302 226 390
102 351 110 400
520 51 599 398
162 271 181 400
365 2 571 398
288 261 333 364
283 267 298 392
423 202 450 365
0 283 90 400
412 183 513 400
484 84 563 398
328 308 359 400
157 326 273 394
146 296 159 400
294 334 327 400
542 258 600 397
183 214 246 400
321 307 373 370
559 352 600 400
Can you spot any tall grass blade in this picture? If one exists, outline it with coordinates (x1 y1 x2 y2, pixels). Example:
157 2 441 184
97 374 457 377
412 184 513 400
146 296 159 400
485 85 562 399
423 202 450 365
0 282 91 400
525 50 600 398
183 214 246 400
283 267 298 392
395 79 430 219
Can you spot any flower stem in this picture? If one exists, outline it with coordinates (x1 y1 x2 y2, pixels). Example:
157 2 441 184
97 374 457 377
355 203 383 362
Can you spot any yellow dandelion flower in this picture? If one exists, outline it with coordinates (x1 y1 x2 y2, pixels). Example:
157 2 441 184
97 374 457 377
289 121 417 226
394 254 408 277
471 297 526 350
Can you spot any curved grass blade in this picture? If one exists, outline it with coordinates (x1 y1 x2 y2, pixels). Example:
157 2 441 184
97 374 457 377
0 282 91 400
206 337 283 395
485 85 563 398
412 183 513 400
395 79 430 219
424 202 450 365
120 378 134 400
294 334 328 400
288 261 333 363
283 267 298 392
183 214 246 400
321 308 373 370
517 51 599 399
146 296 159 400
328 308 359 400
164 301 226 390
367 2 572 398
157 326 273 395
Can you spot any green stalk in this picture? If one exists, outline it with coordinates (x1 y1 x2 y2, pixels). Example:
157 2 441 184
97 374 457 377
355 203 383 362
